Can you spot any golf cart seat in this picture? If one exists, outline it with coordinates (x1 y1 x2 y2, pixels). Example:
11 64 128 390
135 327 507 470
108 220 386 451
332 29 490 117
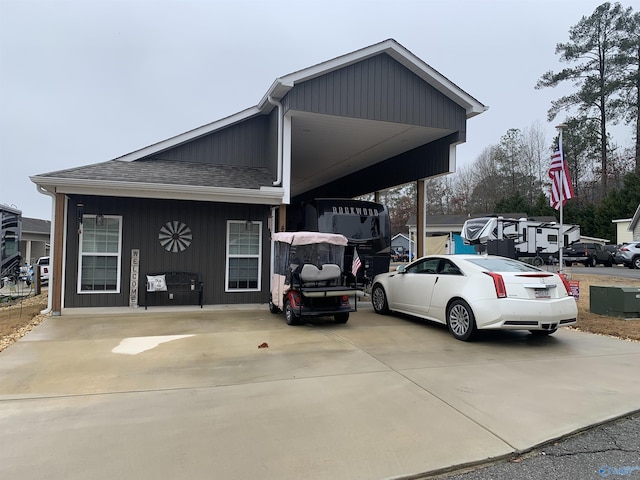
299 263 341 286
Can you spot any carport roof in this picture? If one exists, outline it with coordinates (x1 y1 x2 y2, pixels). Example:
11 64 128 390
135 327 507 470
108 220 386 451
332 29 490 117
94 39 486 167
31 38 487 204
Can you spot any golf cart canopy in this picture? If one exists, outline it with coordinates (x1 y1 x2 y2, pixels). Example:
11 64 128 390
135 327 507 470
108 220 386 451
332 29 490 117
272 231 348 247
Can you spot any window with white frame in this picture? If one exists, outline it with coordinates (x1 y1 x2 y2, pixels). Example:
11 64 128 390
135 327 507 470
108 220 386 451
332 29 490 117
78 215 122 293
226 221 261 291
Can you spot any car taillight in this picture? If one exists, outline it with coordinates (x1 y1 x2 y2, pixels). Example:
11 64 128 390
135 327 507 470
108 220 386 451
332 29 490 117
558 273 572 296
484 272 506 298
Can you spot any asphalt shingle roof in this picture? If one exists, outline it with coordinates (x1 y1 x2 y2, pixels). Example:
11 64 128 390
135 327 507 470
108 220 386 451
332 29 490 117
37 159 274 190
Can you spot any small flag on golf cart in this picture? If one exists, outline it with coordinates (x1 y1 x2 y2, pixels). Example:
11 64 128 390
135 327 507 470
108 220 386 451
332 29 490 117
352 248 362 277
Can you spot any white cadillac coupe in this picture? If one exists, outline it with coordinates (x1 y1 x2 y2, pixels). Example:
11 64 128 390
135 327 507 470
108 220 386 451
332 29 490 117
371 254 577 341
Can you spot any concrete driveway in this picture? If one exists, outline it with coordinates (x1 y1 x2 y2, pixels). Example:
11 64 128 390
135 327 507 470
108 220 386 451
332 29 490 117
1 303 640 479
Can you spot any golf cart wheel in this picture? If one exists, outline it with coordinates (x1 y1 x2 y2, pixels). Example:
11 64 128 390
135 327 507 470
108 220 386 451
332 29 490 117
447 299 477 341
371 284 389 314
334 313 349 324
268 295 280 314
284 300 300 326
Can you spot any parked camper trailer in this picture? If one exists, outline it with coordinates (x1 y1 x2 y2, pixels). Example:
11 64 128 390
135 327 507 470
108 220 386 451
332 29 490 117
1 205 22 287
461 216 580 265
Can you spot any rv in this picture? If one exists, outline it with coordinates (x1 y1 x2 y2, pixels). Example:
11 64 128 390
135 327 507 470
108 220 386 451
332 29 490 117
461 216 580 265
1 205 22 286
287 199 391 284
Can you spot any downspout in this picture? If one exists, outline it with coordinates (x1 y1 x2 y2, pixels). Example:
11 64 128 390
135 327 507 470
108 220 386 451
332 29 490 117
36 185 55 315
267 96 283 186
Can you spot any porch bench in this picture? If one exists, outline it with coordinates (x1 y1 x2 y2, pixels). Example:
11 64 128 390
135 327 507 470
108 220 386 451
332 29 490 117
144 272 204 310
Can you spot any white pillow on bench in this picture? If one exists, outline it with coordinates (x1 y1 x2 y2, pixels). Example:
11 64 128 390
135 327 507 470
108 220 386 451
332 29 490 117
147 274 167 292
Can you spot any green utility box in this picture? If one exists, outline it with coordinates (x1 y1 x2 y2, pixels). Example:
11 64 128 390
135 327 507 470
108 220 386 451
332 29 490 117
590 286 640 318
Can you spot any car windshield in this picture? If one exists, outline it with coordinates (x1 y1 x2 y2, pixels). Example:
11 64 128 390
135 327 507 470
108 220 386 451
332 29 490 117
465 257 541 273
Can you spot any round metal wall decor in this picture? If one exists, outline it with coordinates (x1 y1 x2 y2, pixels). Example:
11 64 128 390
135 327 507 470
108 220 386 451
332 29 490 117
159 221 192 253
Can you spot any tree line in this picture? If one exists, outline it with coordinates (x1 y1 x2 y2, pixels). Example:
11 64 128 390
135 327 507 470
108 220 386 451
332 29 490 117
382 2 640 243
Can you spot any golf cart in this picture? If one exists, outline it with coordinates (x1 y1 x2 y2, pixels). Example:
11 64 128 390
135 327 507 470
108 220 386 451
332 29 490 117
270 231 357 325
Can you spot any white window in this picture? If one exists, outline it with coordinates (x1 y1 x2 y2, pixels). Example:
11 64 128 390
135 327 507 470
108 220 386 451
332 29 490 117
226 221 261 291
78 215 122 293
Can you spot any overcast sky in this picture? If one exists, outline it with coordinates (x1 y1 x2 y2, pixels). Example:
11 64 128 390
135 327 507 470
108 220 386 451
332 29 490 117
1 0 634 220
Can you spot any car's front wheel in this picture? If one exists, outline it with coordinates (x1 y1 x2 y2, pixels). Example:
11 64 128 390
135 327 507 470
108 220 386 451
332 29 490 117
371 284 389 314
447 299 477 341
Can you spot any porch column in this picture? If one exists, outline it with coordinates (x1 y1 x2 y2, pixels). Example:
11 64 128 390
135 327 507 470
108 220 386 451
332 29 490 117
51 193 65 315
416 179 425 258
278 205 287 232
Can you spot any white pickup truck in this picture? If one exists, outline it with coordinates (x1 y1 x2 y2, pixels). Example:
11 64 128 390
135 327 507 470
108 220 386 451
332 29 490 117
36 256 50 284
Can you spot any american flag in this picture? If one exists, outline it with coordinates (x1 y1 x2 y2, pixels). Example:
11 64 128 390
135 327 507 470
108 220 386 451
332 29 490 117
548 138 574 210
352 248 362 277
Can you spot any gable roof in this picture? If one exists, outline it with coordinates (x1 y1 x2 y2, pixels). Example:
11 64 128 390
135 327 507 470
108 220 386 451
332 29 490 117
103 39 487 165
31 39 486 204
258 38 487 118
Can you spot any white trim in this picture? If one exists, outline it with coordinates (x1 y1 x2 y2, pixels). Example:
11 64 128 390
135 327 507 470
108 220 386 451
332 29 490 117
225 220 262 292
77 215 123 294
32 179 285 206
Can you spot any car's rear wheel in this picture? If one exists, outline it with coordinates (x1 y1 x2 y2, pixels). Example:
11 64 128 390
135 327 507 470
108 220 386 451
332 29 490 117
284 300 301 326
371 284 389 314
447 299 477 341
633 257 640 269
334 313 349 323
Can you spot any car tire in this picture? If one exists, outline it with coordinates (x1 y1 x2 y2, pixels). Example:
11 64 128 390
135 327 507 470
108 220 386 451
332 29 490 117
529 328 558 336
565 261 573 267
633 257 640 269
284 300 300 326
447 299 477 341
334 313 349 323
371 284 389 314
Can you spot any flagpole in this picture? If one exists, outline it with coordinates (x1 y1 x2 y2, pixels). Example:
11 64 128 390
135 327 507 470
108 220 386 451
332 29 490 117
556 123 567 274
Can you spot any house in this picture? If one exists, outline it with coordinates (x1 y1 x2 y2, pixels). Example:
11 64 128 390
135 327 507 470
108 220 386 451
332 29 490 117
30 39 486 314
612 218 633 244
629 204 640 241
391 233 414 254
21 217 51 265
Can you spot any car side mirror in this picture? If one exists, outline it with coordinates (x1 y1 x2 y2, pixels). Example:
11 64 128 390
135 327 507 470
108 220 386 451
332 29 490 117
396 265 406 273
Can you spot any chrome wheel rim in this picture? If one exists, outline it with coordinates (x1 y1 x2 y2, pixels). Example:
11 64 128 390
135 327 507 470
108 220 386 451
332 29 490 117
449 304 470 337
372 287 385 311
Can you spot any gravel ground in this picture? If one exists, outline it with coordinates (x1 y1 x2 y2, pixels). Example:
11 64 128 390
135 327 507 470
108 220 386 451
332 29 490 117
428 412 640 480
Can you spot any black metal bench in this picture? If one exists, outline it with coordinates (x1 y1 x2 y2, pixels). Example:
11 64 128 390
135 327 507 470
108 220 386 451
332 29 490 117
144 272 203 309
